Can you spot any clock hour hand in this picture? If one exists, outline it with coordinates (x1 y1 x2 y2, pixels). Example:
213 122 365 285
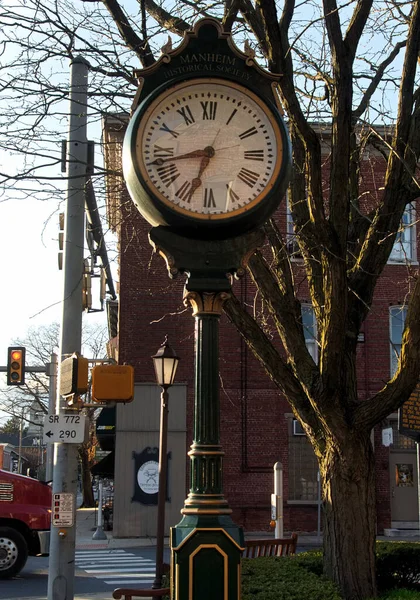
196 156 211 179
186 155 211 199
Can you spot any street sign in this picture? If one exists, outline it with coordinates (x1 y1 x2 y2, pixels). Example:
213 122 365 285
52 492 75 527
43 414 87 444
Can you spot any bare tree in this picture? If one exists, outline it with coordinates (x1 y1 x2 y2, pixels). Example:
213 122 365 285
1 0 420 598
0 322 108 506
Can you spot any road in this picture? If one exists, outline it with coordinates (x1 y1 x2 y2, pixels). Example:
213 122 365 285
0 547 170 600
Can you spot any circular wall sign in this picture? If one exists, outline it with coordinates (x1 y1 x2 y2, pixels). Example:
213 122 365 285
137 460 159 495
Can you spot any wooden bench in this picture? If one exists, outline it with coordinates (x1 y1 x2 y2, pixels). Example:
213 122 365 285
112 534 297 600
243 533 298 558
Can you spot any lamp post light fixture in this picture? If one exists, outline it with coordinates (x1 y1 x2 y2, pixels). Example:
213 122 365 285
152 336 179 589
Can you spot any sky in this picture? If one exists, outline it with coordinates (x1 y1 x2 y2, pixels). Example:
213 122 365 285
0 150 110 426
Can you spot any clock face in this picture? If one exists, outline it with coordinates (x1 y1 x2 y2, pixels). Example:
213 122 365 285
134 78 284 221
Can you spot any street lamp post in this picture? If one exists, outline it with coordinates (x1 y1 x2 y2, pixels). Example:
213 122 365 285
152 336 179 589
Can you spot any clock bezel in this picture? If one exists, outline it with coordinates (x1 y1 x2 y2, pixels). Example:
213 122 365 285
124 74 291 237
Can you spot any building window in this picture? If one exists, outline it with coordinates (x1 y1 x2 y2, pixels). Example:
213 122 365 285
287 307 319 502
389 419 415 450
288 418 319 501
293 419 305 435
390 305 407 377
389 203 416 263
301 304 318 363
286 199 302 258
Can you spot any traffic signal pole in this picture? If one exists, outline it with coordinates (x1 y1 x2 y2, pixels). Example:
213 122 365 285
47 56 89 600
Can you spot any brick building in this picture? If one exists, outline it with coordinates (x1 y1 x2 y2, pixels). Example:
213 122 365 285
103 116 418 536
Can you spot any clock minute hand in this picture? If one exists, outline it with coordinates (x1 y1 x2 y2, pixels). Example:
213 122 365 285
148 149 207 166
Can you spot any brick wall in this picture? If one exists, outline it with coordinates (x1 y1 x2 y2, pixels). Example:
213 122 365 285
108 122 416 533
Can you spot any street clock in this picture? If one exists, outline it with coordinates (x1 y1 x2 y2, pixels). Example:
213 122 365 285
123 18 291 239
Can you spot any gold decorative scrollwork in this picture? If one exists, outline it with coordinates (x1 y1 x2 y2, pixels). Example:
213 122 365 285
183 290 231 315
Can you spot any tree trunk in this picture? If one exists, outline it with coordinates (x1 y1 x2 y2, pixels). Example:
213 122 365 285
322 432 377 600
79 446 95 508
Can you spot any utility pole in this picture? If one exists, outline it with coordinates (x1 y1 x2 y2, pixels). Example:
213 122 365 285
18 408 24 474
47 56 89 600
45 353 58 482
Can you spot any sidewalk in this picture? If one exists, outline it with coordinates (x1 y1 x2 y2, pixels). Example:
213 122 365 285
76 507 160 550
76 506 420 550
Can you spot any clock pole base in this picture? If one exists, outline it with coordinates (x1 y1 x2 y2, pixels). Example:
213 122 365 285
171 514 244 600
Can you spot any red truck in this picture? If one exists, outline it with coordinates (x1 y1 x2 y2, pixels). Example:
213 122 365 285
0 469 51 578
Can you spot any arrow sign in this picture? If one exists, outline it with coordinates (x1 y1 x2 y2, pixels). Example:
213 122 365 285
43 414 86 444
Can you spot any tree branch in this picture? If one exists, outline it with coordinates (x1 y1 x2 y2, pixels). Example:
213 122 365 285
143 0 191 35
102 0 155 66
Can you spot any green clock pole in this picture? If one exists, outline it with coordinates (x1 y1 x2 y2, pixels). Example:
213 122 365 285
171 287 243 600
148 228 266 600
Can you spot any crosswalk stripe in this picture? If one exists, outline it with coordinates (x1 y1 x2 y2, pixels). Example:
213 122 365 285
104 579 155 585
76 550 126 555
80 565 154 571
77 558 153 563
85 568 155 574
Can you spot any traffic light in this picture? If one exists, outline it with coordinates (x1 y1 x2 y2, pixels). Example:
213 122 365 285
7 347 26 385
60 353 89 396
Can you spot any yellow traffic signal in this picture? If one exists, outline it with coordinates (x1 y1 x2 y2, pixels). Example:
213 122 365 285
7 347 26 385
91 365 134 403
60 353 89 396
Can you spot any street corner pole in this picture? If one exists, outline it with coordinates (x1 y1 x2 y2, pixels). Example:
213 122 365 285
171 288 244 600
45 353 58 482
47 56 89 600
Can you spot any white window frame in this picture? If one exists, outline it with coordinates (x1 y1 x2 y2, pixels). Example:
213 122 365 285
293 419 306 435
286 196 302 258
389 202 417 264
389 305 407 377
301 304 318 363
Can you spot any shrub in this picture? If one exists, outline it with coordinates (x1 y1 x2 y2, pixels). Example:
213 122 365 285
288 541 420 592
292 549 324 576
241 556 341 600
376 541 420 591
379 590 420 599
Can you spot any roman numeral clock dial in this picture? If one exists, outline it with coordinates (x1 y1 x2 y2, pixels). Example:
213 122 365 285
125 77 290 236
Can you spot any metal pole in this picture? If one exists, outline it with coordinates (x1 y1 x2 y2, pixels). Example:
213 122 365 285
274 462 283 538
92 480 107 540
45 353 57 482
47 55 89 600
153 387 169 589
172 295 243 600
18 411 23 474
